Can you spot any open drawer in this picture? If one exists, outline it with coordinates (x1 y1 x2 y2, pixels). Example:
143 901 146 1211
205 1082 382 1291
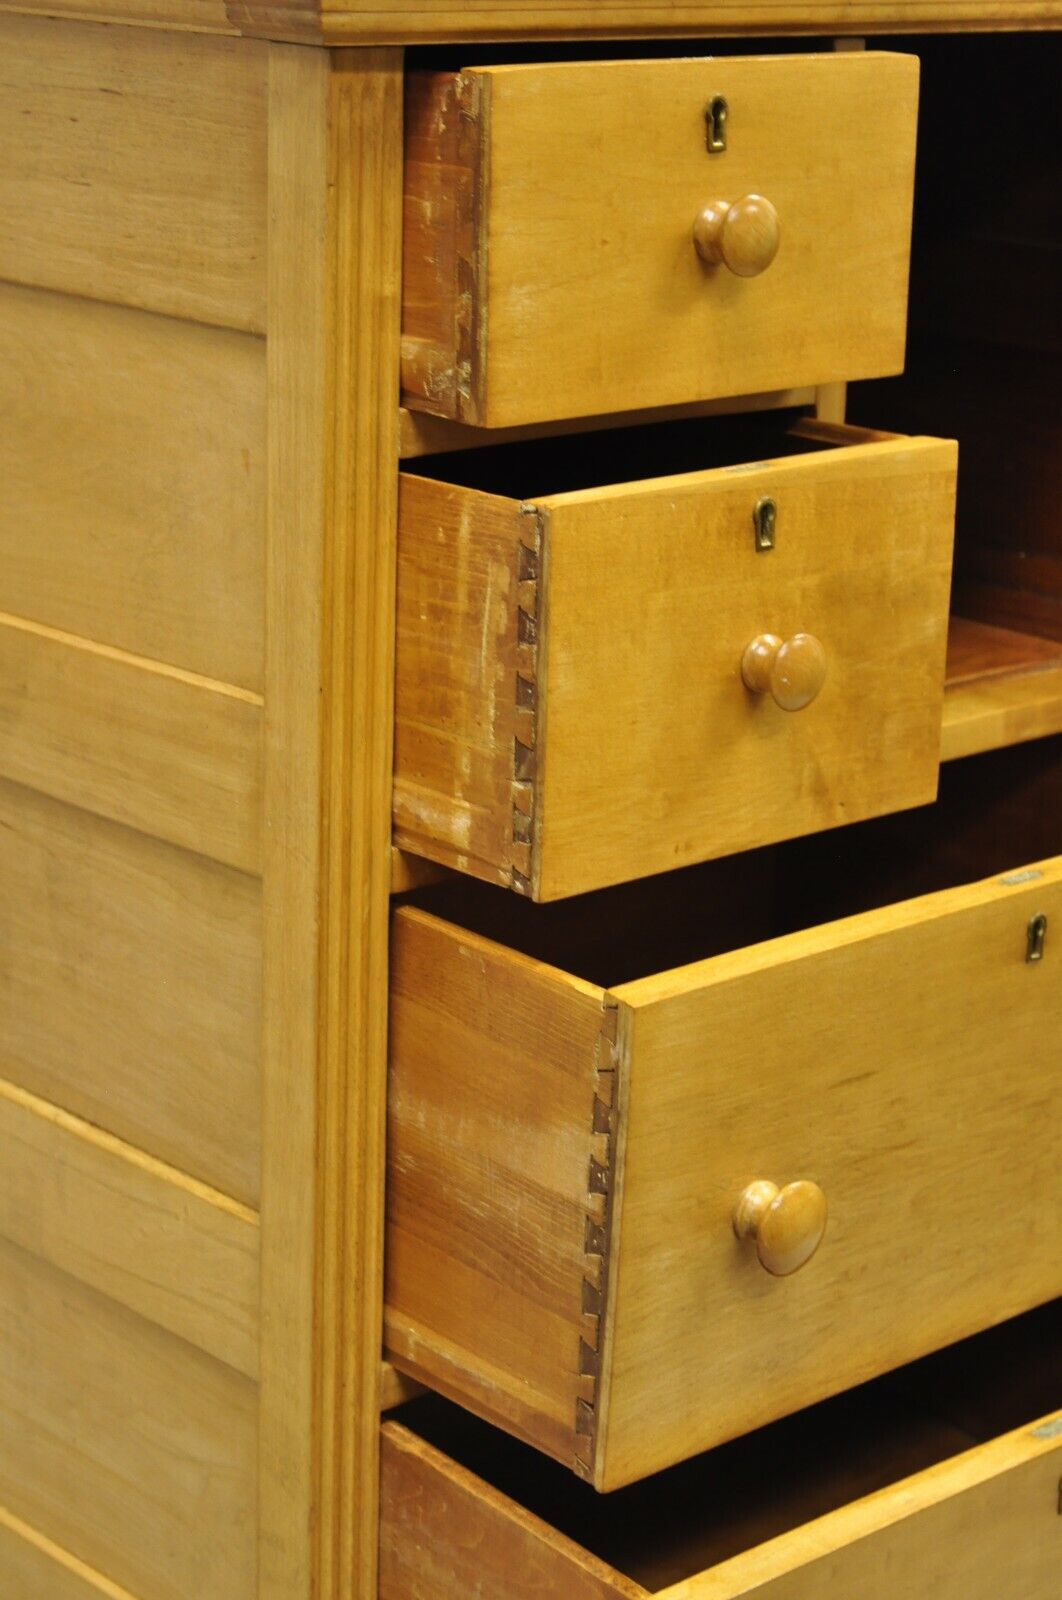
402 52 920 427
380 1304 1062 1598
386 740 1062 1489
394 416 957 899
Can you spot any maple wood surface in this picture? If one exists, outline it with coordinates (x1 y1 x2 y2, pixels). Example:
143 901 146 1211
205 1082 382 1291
0 17 268 331
396 423 957 899
0 283 266 689
403 54 919 427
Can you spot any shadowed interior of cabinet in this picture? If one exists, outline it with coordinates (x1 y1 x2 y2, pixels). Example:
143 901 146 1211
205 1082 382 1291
408 409 825 499
392 1300 1061 1591
849 32 1062 698
409 737 1062 987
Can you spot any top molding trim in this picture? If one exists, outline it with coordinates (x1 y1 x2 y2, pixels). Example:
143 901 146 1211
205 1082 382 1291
0 1 1060 44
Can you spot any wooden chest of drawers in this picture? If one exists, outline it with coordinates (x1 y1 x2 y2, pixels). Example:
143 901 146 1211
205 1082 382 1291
0 8 1058 1600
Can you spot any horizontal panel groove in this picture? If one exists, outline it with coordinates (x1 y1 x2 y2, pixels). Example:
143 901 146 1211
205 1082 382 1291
0 280 266 691
0 1073 260 1377
0 610 265 706
0 1501 145 1600
0 610 262 872
0 272 269 342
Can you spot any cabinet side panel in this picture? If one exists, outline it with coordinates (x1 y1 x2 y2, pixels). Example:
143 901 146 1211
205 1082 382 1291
0 1239 257 1600
0 17 268 331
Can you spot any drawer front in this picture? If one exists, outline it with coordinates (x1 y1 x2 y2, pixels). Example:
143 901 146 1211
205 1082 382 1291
601 860 1062 1488
387 860 1062 1487
380 1410 1062 1600
394 427 957 900
402 53 919 428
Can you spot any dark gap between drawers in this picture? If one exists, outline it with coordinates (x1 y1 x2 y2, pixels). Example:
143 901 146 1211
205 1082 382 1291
390 1300 1062 1591
405 737 1062 988
406 409 819 500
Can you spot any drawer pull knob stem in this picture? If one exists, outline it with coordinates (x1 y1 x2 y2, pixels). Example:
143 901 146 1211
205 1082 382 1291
734 1179 827 1277
742 632 827 711
693 195 780 277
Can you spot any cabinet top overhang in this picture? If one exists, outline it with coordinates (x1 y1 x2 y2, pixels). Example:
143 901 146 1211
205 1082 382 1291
0 0 1059 46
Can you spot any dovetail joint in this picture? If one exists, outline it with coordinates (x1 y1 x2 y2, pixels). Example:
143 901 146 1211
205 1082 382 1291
575 1000 619 1479
511 507 543 894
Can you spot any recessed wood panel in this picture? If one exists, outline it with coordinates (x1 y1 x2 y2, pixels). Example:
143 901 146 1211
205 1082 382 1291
0 1238 257 1600
0 615 262 873
0 15 267 331
0 779 261 1204
0 284 266 689
0 1077 259 1375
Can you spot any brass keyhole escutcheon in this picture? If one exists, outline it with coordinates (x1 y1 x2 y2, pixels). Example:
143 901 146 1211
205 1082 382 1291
705 95 728 153
1027 913 1048 963
754 497 776 551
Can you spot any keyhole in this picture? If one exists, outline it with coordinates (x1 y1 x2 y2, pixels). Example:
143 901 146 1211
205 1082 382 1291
705 95 728 153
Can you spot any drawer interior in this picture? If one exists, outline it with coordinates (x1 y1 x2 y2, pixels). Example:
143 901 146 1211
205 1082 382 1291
408 409 834 500
388 1300 1061 1592
405 736 1062 989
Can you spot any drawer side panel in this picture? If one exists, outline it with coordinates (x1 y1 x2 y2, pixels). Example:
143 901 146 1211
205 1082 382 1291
386 907 611 1467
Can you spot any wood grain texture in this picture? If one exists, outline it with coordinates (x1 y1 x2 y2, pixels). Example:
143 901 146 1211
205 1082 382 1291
942 664 1062 761
393 476 534 886
0 1075 258 1376
0 1504 144 1600
0 1237 256 1600
0 778 261 1202
402 54 919 427
536 432 955 899
259 44 402 1600
0 613 262 873
396 431 957 899
386 907 609 1465
0 0 1059 40
379 1424 647 1600
599 862 1062 1488
0 17 267 331
320 2 1062 42
0 283 266 689
658 1416 1062 1600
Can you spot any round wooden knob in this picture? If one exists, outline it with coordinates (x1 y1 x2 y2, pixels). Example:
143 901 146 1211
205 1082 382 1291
742 632 826 711
733 1179 827 1277
693 195 780 277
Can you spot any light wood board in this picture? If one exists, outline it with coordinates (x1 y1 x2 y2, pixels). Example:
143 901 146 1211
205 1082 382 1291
0 17 267 331
599 862 1062 1487
659 1416 1062 1600
258 44 403 1600
0 777 261 1203
1 0 1060 41
379 1424 647 1600
0 1237 257 1600
387 906 609 1463
0 1503 144 1600
0 283 266 689
0 612 262 873
0 1075 258 1376
535 433 956 898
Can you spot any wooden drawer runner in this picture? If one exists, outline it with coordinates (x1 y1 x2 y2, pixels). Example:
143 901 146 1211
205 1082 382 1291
387 750 1061 1489
403 53 919 428
380 1304 1062 1599
395 418 957 899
